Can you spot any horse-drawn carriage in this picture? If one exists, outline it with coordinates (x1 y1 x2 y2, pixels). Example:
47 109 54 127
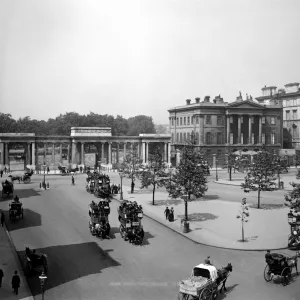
88 200 111 239
94 174 111 199
25 247 48 275
118 200 144 244
9 198 24 222
86 179 96 193
178 263 233 300
2 180 14 197
22 172 32 183
264 252 299 285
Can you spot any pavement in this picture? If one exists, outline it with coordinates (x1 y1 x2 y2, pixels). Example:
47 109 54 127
0 222 33 300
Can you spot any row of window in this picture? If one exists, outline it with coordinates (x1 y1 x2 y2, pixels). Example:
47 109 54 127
171 116 276 126
172 132 277 145
286 110 297 120
283 99 300 107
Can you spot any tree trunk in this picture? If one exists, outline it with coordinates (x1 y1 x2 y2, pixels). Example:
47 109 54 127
242 220 244 242
257 188 261 209
229 167 232 181
152 184 155 205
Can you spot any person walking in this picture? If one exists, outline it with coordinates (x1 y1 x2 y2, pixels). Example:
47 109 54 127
11 271 20 295
164 207 170 220
0 268 3 287
1 212 5 227
47 166 50 174
71 175 75 185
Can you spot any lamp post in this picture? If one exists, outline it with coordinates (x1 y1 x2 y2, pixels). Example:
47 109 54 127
39 271 47 300
119 169 124 200
215 157 218 181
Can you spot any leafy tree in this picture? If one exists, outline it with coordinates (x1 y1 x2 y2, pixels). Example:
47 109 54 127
236 197 250 242
121 143 143 193
139 146 168 205
113 115 129 136
127 115 156 136
241 151 277 209
285 169 300 211
0 113 17 132
166 145 208 219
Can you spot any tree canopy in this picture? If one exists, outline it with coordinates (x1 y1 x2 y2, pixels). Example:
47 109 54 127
0 112 155 136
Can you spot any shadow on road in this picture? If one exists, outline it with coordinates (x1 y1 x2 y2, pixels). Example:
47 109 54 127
142 231 155 246
1 188 41 202
109 226 119 239
18 242 121 296
177 213 218 222
218 283 239 299
149 199 181 207
201 194 220 200
3 209 41 231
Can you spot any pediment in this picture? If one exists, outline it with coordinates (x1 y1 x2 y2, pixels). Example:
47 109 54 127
227 100 265 109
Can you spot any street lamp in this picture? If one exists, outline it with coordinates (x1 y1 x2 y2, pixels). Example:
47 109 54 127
215 157 218 181
118 169 124 200
39 271 47 300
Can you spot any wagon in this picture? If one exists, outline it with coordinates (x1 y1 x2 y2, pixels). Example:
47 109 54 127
178 263 233 300
2 181 14 197
25 247 48 275
9 202 24 221
264 252 299 285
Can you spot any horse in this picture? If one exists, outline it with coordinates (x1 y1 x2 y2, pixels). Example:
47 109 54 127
216 263 233 293
8 175 21 183
128 227 144 244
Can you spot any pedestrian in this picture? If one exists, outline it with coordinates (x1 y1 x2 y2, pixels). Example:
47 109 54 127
0 169 3 177
204 256 211 265
47 166 50 174
168 207 174 222
11 270 20 295
80 166 83 173
164 206 170 220
0 268 3 287
71 175 75 185
1 212 5 227
131 181 135 193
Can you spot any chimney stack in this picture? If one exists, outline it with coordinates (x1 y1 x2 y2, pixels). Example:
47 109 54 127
186 99 191 105
203 96 210 102
195 97 200 103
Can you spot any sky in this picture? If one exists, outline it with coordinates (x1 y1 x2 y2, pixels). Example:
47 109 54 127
0 0 300 124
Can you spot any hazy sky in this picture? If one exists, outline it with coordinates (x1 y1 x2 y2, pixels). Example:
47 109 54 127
0 0 299 124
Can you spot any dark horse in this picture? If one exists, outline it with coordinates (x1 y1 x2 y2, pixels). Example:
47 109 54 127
216 263 233 293
25 247 48 274
8 175 22 183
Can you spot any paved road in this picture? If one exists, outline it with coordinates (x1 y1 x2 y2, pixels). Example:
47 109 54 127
0 174 299 300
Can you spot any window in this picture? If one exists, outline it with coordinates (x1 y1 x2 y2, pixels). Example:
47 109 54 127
293 110 297 120
271 133 275 144
230 133 233 144
206 149 211 158
184 133 186 142
171 118 174 126
271 117 275 125
251 116 254 124
206 132 212 144
180 117 182 125
187 132 190 142
176 133 179 142
217 149 222 157
187 117 190 125
262 133 265 144
262 117 266 124
293 126 297 138
240 116 243 124
184 117 186 125
172 133 174 142
180 133 182 142
217 132 222 144
196 132 199 144
177 118 179 126
286 111 290 121
206 116 212 124
191 116 194 125
217 116 223 126
196 116 199 124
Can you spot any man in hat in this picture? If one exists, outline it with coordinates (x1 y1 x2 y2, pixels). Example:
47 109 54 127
164 207 170 220
204 256 211 265
11 270 20 295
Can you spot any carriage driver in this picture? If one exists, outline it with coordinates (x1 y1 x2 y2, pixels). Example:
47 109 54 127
265 250 274 265
14 195 20 203
204 256 212 265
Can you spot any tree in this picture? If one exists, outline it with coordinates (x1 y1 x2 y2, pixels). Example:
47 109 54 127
139 146 168 205
166 145 208 220
127 115 156 136
236 197 250 242
285 169 300 211
241 151 277 209
121 143 143 193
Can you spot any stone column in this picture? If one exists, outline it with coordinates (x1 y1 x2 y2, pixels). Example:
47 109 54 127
59 144 62 163
199 116 205 145
168 142 171 164
137 143 140 159
258 116 262 144
146 142 149 163
142 142 146 163
0 142 4 165
227 115 230 144
116 143 119 164
27 143 31 165
5 143 9 165
164 143 167 162
71 142 77 164
101 143 105 162
67 144 71 163
52 143 55 165
237 116 241 144
81 142 85 165
248 115 252 144
44 143 47 163
32 142 36 166
123 143 127 162
108 142 112 164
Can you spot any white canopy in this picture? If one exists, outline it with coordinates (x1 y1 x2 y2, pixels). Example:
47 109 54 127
193 264 218 282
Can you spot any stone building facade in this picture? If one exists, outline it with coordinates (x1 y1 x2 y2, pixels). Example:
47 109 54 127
255 82 300 149
168 94 283 167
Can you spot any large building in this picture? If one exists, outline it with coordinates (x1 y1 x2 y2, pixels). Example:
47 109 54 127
255 82 300 149
168 93 283 166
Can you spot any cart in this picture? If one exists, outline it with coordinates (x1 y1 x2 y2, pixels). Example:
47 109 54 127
9 202 24 222
2 181 14 197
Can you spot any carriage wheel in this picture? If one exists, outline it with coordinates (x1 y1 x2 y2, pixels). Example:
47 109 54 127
199 288 212 300
281 267 292 286
264 265 273 282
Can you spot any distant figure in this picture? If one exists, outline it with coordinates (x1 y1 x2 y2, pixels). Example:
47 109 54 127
168 207 174 222
47 166 50 174
204 256 211 265
11 271 20 295
0 268 3 287
71 176 75 185
164 207 170 220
